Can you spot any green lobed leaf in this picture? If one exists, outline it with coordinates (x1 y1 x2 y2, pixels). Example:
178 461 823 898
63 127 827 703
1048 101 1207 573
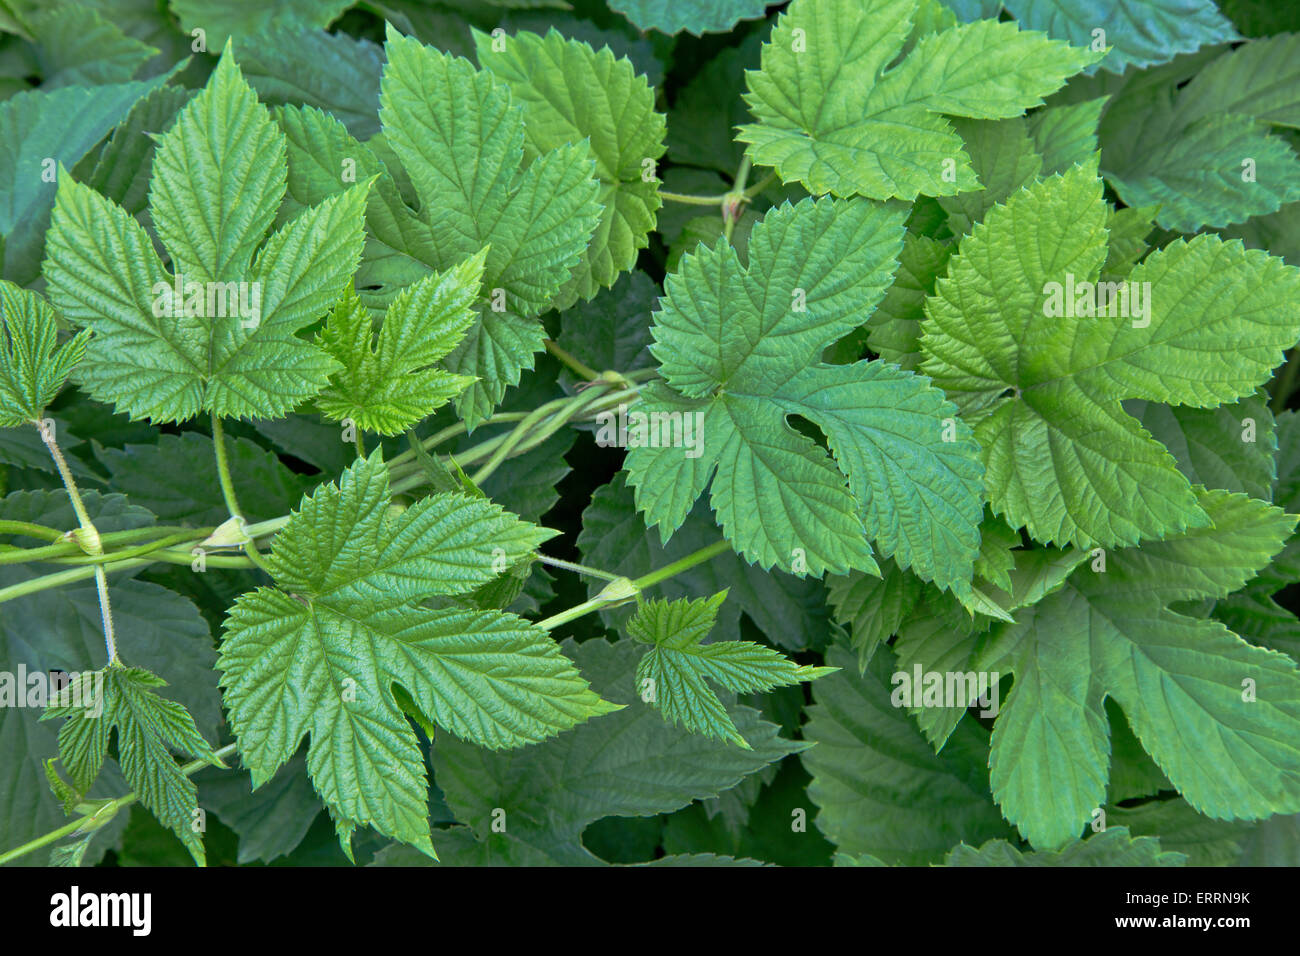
979 488 1300 849
738 0 1101 199
920 163 1300 548
43 48 372 424
628 592 835 748
474 27 666 308
0 282 89 428
315 249 486 436
629 196 985 590
217 452 616 858
44 664 221 866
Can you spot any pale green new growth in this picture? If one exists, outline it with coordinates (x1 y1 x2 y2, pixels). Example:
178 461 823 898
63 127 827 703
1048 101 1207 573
629 196 986 592
628 592 834 748
218 452 619 858
738 0 1102 199
42 46 371 424
316 249 487 436
43 665 220 865
0 282 89 427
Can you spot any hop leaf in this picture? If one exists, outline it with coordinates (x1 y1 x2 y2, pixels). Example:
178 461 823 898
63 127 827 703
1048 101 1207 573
315 249 486 436
738 0 1102 199
217 452 620 858
356 26 602 428
42 44 371 424
628 592 835 748
474 28 666 308
627 196 986 591
43 665 221 866
980 489 1300 849
920 163 1300 548
0 282 90 427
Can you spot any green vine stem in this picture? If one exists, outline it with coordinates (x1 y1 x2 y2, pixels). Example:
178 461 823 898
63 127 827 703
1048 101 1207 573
38 420 117 663
2 376 643 603
210 414 273 574
658 189 731 206
544 338 600 381
536 540 731 630
0 519 65 542
534 553 622 582
2 537 736 865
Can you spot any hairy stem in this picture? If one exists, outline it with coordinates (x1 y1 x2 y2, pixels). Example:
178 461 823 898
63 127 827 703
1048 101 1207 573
744 169 778 198
544 338 600 382
0 519 65 542
210 414 272 574
658 189 729 206
38 421 117 663
534 553 623 582
723 157 753 242
536 539 731 630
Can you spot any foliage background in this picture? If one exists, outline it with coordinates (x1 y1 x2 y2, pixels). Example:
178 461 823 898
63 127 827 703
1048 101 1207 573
1 0 1299 867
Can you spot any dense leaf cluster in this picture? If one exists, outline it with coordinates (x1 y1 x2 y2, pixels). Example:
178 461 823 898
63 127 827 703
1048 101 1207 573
1 0 1299 869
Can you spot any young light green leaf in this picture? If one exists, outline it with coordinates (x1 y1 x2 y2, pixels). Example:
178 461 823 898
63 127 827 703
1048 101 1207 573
374 26 602 427
0 282 90 427
43 48 371 424
316 249 486 436
628 592 835 748
218 452 617 858
920 163 1300 548
629 196 985 591
738 0 1101 199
